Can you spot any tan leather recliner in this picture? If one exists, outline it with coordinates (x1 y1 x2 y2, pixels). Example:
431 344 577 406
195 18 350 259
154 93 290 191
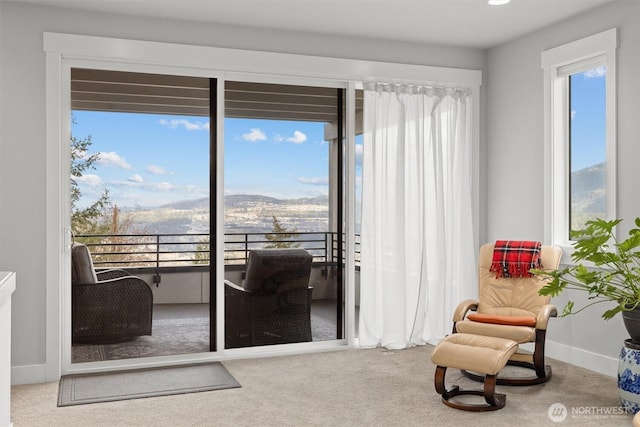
453 242 562 385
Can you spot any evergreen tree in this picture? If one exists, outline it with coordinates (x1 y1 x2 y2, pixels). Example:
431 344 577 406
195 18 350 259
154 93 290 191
194 237 210 265
70 115 110 236
70 115 151 267
265 216 300 248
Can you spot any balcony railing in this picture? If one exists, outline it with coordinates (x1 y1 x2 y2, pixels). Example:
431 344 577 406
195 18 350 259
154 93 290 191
76 232 361 276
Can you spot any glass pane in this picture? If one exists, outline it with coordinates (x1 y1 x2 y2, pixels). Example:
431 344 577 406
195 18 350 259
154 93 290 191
223 81 342 348
70 69 211 362
569 65 606 238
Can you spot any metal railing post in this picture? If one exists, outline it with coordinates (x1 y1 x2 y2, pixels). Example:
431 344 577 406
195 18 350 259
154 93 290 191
153 234 161 286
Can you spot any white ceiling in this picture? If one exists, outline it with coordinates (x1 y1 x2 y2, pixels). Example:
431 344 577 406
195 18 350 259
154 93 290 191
3 0 620 49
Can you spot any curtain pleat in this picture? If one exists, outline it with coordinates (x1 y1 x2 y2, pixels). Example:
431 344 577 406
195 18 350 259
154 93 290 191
359 82 476 349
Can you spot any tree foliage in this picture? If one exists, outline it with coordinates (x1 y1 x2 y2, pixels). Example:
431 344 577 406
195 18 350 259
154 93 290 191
70 115 151 267
70 115 110 235
265 216 300 248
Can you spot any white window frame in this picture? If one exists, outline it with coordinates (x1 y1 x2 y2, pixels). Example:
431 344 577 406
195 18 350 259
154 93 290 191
44 32 482 380
541 28 618 258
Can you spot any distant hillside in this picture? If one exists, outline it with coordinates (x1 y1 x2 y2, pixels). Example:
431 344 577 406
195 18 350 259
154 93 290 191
160 197 209 210
128 194 329 235
571 162 605 214
160 194 329 210
570 162 605 232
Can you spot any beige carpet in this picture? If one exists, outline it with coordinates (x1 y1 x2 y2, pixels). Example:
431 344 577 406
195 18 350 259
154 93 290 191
12 346 629 426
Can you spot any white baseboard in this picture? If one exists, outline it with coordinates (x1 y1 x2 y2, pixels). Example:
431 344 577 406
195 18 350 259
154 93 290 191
11 363 48 385
546 340 619 378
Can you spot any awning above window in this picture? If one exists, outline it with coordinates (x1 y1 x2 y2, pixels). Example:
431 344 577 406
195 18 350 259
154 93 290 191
71 68 363 122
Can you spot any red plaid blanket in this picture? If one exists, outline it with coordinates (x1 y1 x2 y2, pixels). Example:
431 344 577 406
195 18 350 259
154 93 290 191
490 240 542 278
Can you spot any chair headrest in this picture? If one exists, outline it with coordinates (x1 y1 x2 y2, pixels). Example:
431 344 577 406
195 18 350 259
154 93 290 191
71 243 98 285
243 248 312 292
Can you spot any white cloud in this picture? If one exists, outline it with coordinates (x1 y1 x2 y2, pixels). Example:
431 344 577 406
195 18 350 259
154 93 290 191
243 128 267 142
571 110 577 119
150 182 176 191
97 151 132 169
111 179 175 191
128 174 144 183
287 131 307 144
582 65 606 78
355 144 363 166
297 176 328 186
159 118 209 131
147 165 168 175
111 180 140 188
75 174 103 187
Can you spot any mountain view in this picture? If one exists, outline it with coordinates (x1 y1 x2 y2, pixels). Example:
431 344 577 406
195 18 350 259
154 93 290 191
117 162 603 237
571 162 605 231
123 194 330 236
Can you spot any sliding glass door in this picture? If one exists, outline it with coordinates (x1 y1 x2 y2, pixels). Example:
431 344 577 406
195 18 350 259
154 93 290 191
68 68 349 363
223 81 345 348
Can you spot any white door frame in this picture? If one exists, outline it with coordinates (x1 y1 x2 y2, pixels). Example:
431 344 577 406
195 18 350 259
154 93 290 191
45 32 482 379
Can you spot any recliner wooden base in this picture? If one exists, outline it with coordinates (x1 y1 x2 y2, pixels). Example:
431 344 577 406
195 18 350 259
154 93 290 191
461 362 552 386
430 333 519 411
435 366 506 411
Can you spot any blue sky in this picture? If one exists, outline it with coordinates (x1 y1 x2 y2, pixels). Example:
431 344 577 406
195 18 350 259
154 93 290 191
72 111 360 208
570 65 606 172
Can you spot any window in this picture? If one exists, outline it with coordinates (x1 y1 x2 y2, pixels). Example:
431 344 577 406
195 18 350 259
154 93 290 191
542 28 617 249
568 65 606 236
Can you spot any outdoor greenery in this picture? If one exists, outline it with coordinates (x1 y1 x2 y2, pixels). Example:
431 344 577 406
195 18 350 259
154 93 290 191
71 116 150 266
194 237 210 265
537 217 640 320
70 116 110 236
265 216 300 248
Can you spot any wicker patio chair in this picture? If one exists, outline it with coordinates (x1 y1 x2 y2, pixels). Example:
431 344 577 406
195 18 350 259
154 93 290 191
71 243 153 343
225 248 313 348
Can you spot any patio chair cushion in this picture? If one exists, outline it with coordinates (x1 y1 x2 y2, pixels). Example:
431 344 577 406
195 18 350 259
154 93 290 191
243 249 312 292
71 243 98 284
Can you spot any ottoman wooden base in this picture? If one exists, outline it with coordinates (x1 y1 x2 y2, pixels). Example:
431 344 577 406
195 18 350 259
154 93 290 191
431 333 518 411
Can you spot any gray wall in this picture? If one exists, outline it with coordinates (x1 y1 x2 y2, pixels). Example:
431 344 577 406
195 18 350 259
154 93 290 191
486 0 640 369
0 2 486 381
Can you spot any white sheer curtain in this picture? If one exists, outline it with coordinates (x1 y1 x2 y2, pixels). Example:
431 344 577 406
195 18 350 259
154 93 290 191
358 82 476 349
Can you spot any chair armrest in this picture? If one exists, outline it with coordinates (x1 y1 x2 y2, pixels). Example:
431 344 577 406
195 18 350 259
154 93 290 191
224 279 250 294
74 276 153 306
453 299 479 322
96 269 130 280
536 304 558 330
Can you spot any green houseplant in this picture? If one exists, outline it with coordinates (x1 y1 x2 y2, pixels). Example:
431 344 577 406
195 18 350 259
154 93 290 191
536 217 640 342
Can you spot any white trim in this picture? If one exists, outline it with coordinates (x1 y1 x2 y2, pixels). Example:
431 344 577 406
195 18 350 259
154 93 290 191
541 28 617 252
44 33 481 88
541 28 617 69
10 364 48 386
215 77 225 354
345 82 357 345
546 340 618 378
44 51 63 382
44 32 482 380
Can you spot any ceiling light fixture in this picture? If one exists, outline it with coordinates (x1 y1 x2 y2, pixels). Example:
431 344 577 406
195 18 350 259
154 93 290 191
488 0 511 5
